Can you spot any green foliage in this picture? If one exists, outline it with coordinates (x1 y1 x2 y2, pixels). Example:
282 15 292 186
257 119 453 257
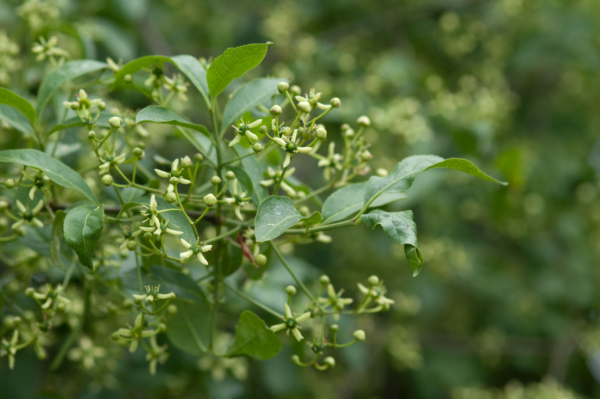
224 310 282 359
63 204 104 268
0 88 35 125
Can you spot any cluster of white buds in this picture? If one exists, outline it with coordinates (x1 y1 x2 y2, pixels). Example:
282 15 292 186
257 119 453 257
31 36 68 64
179 238 213 265
357 275 395 312
154 157 193 192
223 179 250 221
98 152 125 176
25 284 71 313
63 89 106 120
139 195 183 237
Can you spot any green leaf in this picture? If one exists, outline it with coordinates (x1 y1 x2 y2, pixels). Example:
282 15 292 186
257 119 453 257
302 211 322 227
364 155 507 205
148 196 196 243
207 43 271 100
321 182 407 224
255 196 302 242
37 60 108 115
222 241 244 277
50 210 67 268
221 78 285 134
0 88 35 125
46 113 114 139
112 55 171 88
0 149 99 204
166 300 211 356
121 265 207 303
361 210 423 276
63 204 104 269
233 147 268 206
224 310 282 360
135 106 211 138
0 104 34 135
169 55 209 105
226 166 254 198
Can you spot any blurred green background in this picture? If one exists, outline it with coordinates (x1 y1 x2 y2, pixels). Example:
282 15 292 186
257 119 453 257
2 0 600 397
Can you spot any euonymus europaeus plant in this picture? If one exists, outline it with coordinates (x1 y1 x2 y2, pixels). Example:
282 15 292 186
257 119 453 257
0 42 506 374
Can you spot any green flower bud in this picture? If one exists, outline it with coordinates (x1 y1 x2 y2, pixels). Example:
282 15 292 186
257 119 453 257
194 153 204 162
255 253 267 266
132 147 144 158
203 193 217 207
87 131 96 140
98 101 107 111
330 324 339 332
169 177 180 185
299 206 310 216
124 74 133 83
167 304 178 314
210 176 221 185
156 323 167 333
253 143 264 153
5 179 15 189
278 82 289 93
25 287 35 297
126 240 137 251
323 356 336 368
290 354 301 365
111 332 121 341
368 275 379 286
225 171 236 180
56 302 66 312
108 116 123 128
181 156 193 168
143 232 153 241
101 175 114 186
0 200 8 211
320 275 330 285
353 330 366 341
259 125 267 134
376 168 388 177
165 192 177 203
298 101 311 113
270 105 282 115
316 127 327 140
357 116 371 127
330 98 341 108
285 285 297 296
290 85 301 96
344 128 355 138
360 151 373 162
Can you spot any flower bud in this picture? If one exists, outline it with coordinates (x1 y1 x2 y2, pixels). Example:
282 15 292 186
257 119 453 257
111 332 121 341
169 176 180 185
132 147 144 158
278 82 289 93
255 253 267 266
194 153 203 162
320 275 330 285
108 116 123 128
357 116 371 127
345 128 355 138
368 275 379 286
290 85 301 96
101 175 114 186
225 171 236 180
299 206 310 216
330 98 341 108
360 151 373 162
126 240 137 251
143 232 153 241
124 74 133 83
25 287 35 297
253 143 263 153
0 200 8 211
298 101 311 113
270 105 282 115
316 127 327 140
210 176 221 185
259 125 267 134
330 324 339 332
353 330 366 341
167 304 178 314
87 131 96 140
165 192 177 203
203 193 217 207
323 357 336 368
285 285 297 296
376 168 389 177
181 156 193 168
56 302 66 312
98 101 107 111
5 178 15 189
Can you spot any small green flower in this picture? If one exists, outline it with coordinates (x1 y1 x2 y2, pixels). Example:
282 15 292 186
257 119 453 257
270 303 311 341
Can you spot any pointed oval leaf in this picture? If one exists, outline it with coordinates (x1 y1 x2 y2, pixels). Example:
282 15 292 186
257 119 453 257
233 147 268 206
221 78 285 134
224 310 282 360
166 300 211 356
37 60 108 115
364 155 507 204
135 106 210 137
63 204 104 269
226 166 254 198
302 211 322 227
0 104 34 135
255 196 302 242
169 55 209 104
361 210 423 276
207 43 270 100
0 88 35 125
321 182 407 224
0 149 98 204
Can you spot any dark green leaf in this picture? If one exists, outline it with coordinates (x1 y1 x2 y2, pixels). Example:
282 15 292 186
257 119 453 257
364 155 507 204
37 60 108 115
0 104 34 135
224 310 282 360
233 147 268 206
0 88 35 125
166 300 211 356
135 106 210 138
0 149 99 204
222 241 244 277
302 211 322 227
50 210 67 268
321 182 407 224
207 43 271 100
255 196 302 242
63 204 104 269
361 209 423 276
170 55 209 105
221 78 285 134
226 166 254 198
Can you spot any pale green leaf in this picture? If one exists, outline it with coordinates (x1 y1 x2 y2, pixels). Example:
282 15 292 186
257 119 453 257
63 204 104 269
233 147 268 206
135 106 210 138
0 149 99 204
169 54 209 105
224 310 282 360
302 211 322 227
166 300 211 356
0 88 35 125
255 196 302 242
207 43 270 100
0 104 34 135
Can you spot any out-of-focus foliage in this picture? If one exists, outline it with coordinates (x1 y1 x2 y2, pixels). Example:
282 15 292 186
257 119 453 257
1 0 600 398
